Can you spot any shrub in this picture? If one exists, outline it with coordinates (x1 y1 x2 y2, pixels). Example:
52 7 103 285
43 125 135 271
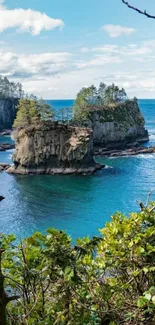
0 203 155 324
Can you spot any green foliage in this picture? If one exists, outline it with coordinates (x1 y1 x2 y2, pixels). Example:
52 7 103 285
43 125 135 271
73 82 128 121
72 85 98 121
13 99 54 128
0 204 155 324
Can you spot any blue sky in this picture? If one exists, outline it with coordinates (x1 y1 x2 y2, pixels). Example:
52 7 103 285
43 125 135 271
1 0 155 98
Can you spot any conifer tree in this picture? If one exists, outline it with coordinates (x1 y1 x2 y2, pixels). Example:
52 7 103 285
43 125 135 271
13 99 54 128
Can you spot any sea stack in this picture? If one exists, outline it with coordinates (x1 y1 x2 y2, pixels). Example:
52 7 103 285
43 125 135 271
85 100 149 149
8 121 103 175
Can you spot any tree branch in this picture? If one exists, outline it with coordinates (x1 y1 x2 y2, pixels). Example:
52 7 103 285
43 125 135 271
6 295 20 305
122 0 155 19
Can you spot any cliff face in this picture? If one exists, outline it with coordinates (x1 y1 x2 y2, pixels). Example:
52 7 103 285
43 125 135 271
87 100 148 148
0 99 18 130
8 121 103 175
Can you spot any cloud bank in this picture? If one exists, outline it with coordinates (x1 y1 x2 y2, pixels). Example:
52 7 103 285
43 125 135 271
0 1 64 35
1 39 155 98
0 51 72 78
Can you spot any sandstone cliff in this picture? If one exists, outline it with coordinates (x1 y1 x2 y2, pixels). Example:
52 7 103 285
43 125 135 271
8 121 103 175
0 99 18 130
85 100 148 148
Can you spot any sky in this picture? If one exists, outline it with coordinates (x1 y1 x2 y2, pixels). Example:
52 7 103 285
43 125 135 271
1 0 155 99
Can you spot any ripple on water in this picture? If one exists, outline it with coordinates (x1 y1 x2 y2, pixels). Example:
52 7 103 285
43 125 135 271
0 99 155 240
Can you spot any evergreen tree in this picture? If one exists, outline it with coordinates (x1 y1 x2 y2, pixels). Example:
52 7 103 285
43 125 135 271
73 82 128 120
0 76 24 99
13 98 54 128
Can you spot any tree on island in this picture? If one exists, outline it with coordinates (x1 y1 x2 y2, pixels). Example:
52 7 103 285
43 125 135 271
13 98 54 128
122 0 155 19
0 76 24 99
73 82 127 121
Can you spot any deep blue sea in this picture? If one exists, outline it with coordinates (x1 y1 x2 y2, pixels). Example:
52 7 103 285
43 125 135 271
0 99 155 240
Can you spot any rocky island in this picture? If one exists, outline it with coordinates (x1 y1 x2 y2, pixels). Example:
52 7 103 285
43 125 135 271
0 81 154 175
7 121 103 175
86 100 148 149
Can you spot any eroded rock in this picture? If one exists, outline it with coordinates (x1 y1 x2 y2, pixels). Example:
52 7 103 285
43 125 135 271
8 121 104 175
0 99 18 130
85 100 149 148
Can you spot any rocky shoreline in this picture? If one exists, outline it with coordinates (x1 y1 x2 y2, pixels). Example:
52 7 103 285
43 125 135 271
7 163 104 175
95 145 155 157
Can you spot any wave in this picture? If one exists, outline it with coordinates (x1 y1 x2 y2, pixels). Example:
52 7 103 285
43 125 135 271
108 154 155 160
149 134 155 140
148 129 155 134
136 154 155 159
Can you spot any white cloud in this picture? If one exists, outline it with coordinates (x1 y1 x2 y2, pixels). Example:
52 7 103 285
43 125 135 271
88 44 152 58
0 39 155 99
77 54 121 68
101 24 136 38
0 2 64 35
0 51 72 78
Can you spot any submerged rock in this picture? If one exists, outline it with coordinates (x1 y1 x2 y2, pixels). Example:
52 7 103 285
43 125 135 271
8 121 104 175
85 100 149 148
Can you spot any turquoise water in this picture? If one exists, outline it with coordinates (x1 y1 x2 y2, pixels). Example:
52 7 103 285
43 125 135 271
0 135 14 144
0 99 155 240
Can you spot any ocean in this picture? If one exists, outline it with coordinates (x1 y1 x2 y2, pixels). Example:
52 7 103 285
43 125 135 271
0 99 155 240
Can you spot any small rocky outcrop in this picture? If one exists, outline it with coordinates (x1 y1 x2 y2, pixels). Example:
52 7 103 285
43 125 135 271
95 146 155 157
0 143 15 151
85 100 149 148
0 129 12 136
0 99 18 131
8 121 104 175
0 163 11 172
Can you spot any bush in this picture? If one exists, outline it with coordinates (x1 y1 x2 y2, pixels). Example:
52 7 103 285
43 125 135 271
0 203 155 324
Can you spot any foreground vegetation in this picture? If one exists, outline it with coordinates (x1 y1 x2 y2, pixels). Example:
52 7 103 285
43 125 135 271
0 202 155 325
